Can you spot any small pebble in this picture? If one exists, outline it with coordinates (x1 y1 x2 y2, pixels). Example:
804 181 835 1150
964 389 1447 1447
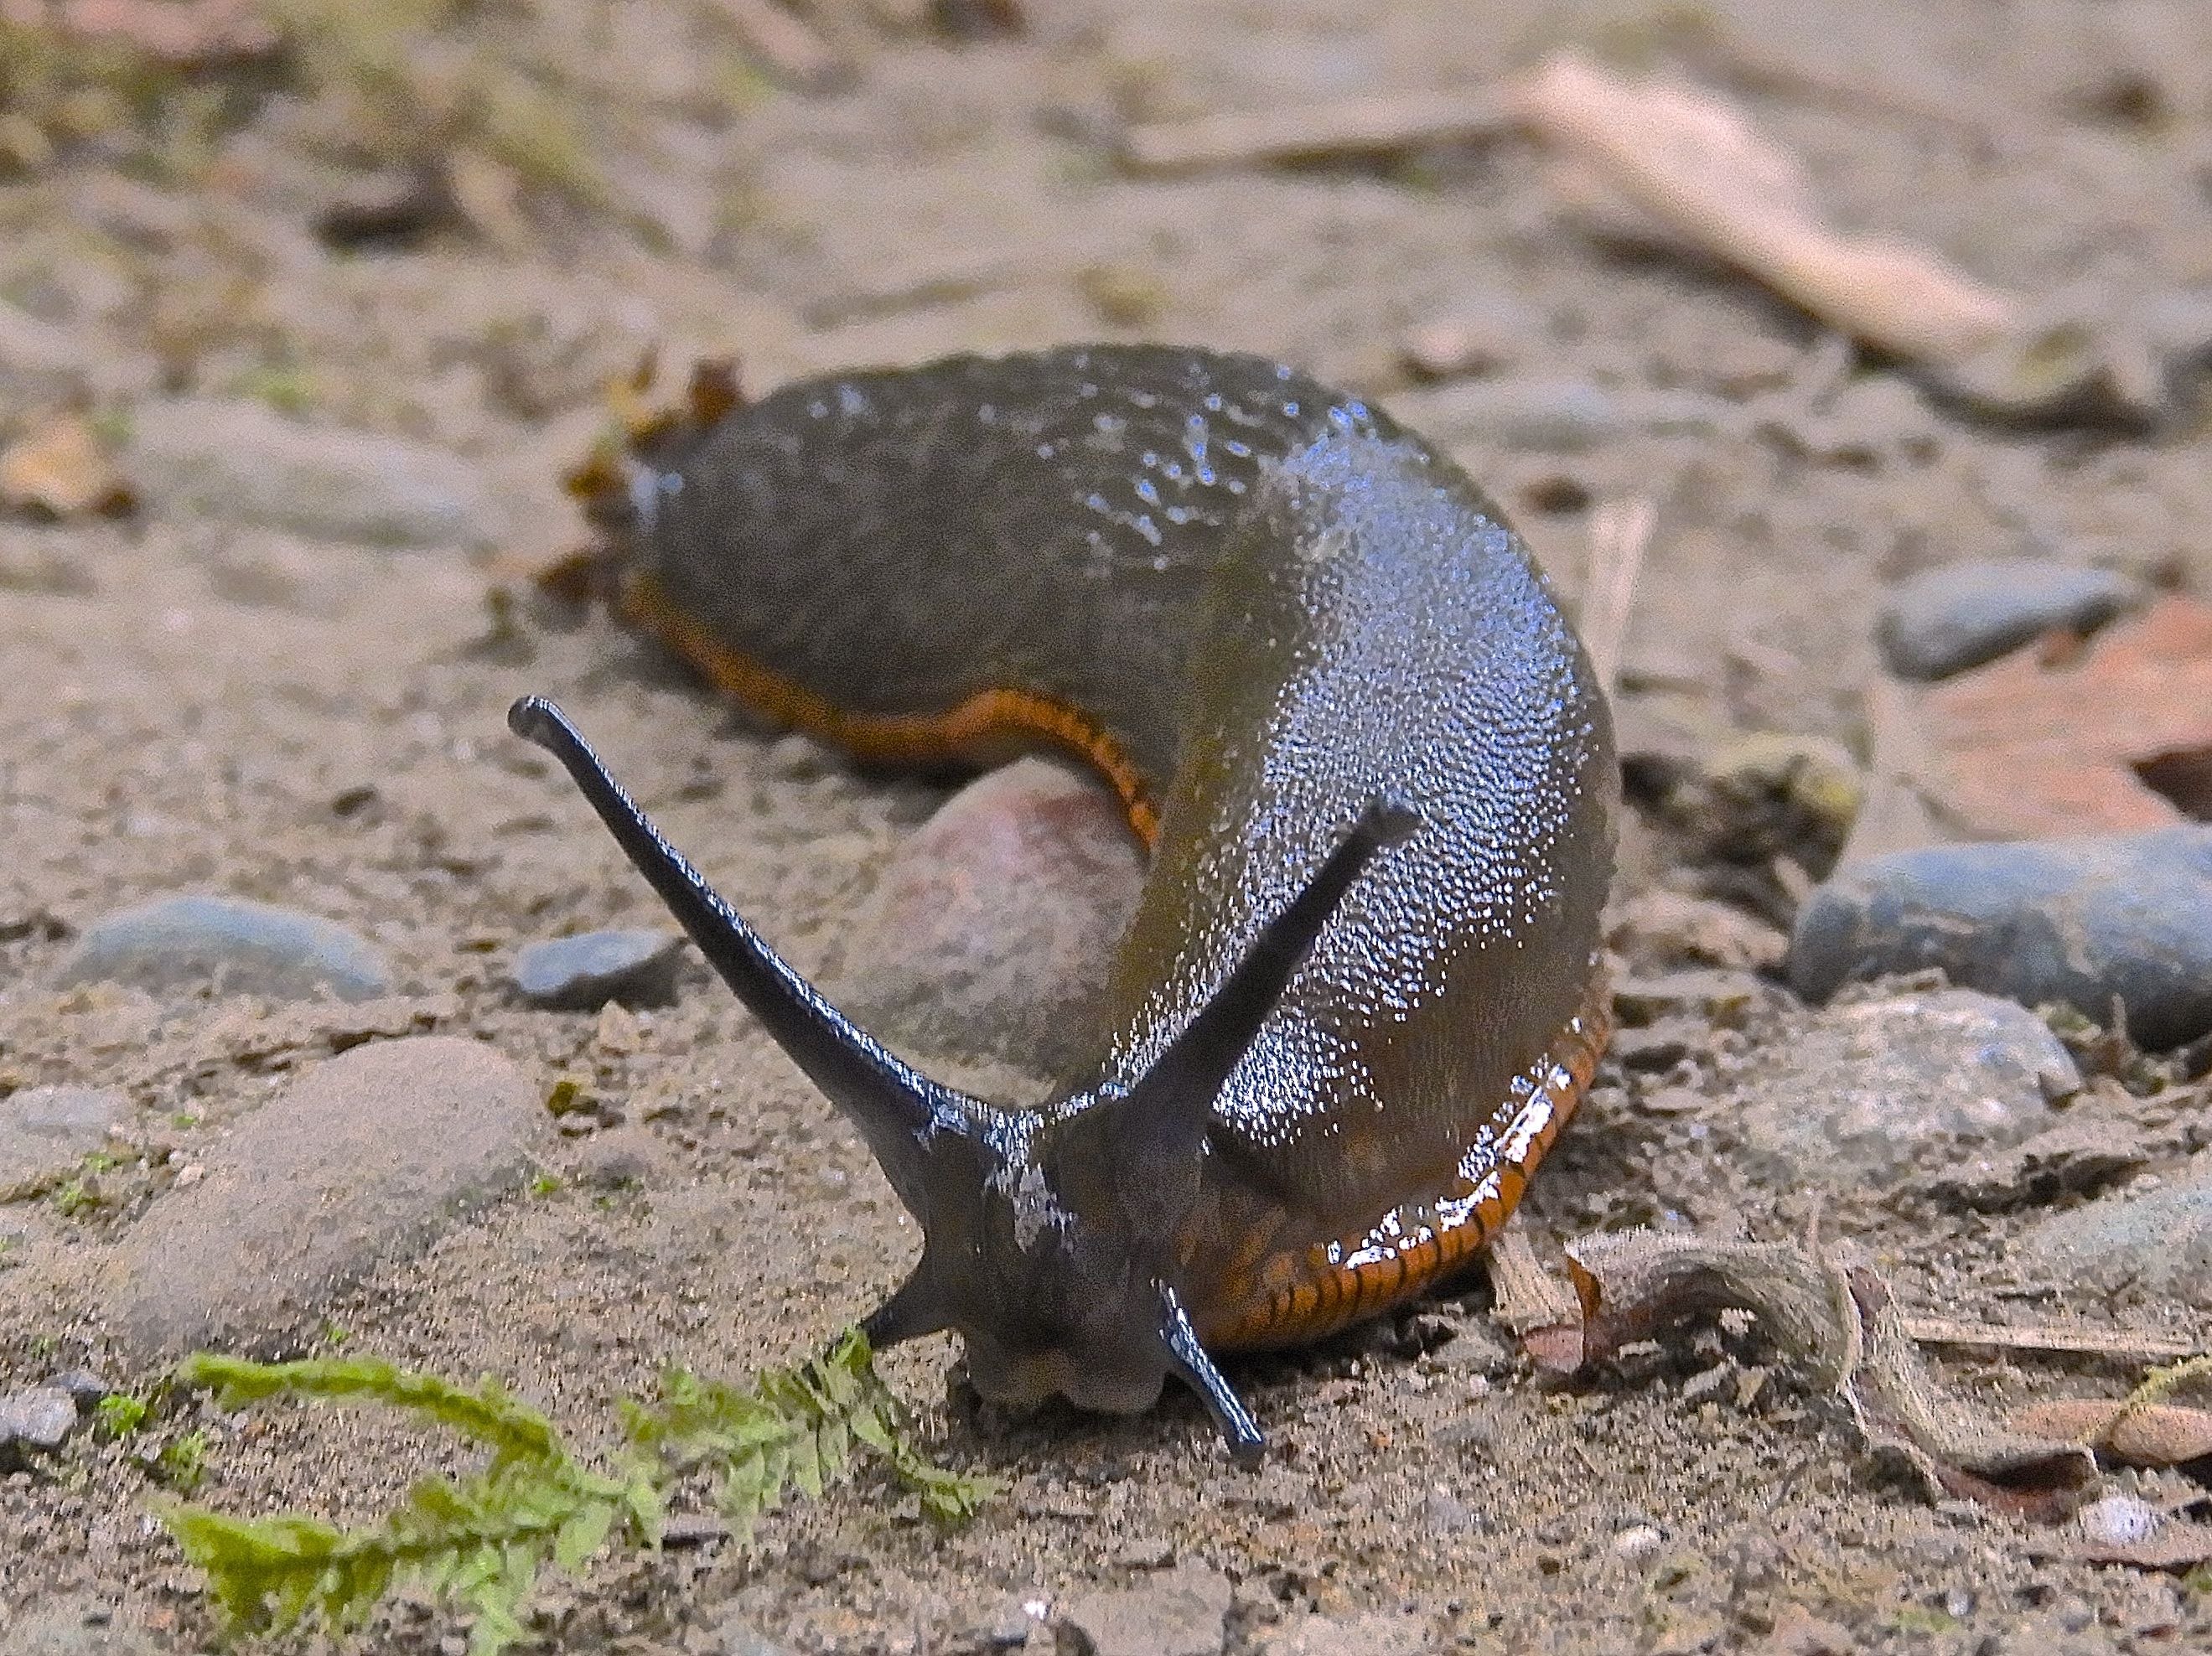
511 929 686 1011
1612 1524 1665 1561
841 758 1142 1074
1878 558 2142 681
1729 991 2077 1186
1790 827 2212 1048
128 396 505 548
2017 1152 2212 1310
0 1386 78 1463
54 894 393 1003
0 1085 128 1189
92 1036 544 1355
707 1609 798 1656
1058 1562 1231 1656
2077 1493 2161 1549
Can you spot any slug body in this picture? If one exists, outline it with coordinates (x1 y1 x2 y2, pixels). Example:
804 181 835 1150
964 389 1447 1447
518 345 1614 1456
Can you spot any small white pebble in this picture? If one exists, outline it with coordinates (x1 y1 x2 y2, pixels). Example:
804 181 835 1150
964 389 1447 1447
1612 1524 1665 1561
2077 1493 2159 1548
174 1164 205 1188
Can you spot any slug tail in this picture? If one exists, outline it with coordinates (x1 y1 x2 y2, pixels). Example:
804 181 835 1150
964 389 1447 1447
507 695 991 1213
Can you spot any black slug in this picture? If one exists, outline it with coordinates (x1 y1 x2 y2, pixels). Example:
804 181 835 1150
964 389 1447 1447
511 344 1615 1458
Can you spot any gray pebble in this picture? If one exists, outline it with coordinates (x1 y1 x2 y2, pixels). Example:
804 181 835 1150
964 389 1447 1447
54 893 393 1003
94 1036 545 1355
0 1084 128 1189
128 396 504 549
511 929 686 1010
1058 1563 1231 1656
1729 991 2077 1186
2017 1154 2212 1309
1789 828 2212 1048
1878 558 2143 681
0 1386 78 1464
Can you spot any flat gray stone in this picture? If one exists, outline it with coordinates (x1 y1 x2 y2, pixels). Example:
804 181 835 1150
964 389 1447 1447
2017 1155 2212 1309
1790 828 2212 1049
1730 991 2078 1186
0 1085 128 1189
511 929 686 1010
129 396 503 548
1058 1564 1231 1656
54 893 393 1003
96 1036 544 1356
0 1386 78 1463
1878 558 2142 681
841 758 1142 1074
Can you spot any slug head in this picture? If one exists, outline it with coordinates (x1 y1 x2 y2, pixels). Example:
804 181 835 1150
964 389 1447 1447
508 694 1412 1459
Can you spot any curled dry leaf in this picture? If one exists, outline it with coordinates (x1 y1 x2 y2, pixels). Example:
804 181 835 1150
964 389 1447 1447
2010 1399 2212 1467
1562 1229 2097 1521
0 412 135 520
1919 595 2212 840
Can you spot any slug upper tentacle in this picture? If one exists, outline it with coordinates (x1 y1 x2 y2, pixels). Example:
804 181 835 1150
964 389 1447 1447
521 344 1615 1457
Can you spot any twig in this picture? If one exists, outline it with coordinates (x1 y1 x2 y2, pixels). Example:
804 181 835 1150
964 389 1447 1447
1580 496 1655 702
701 0 852 91
1118 87 1511 177
1901 1316 2202 1363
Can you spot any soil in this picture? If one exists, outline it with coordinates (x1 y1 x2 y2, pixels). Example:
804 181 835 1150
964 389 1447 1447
3 0 2211 1652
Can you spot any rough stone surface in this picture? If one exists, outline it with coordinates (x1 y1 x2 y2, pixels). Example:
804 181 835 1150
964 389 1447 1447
54 893 394 1003
0 1387 78 1463
1789 828 2212 1049
1878 558 2142 681
94 1036 545 1355
841 758 1144 1074
2017 1155 2212 1309
0 1595 163 1655
1729 991 2077 1186
1257 1612 1433 1656
128 396 504 547
0 1085 128 1189
1057 1564 1232 1656
708 1611 799 1656
511 929 686 1010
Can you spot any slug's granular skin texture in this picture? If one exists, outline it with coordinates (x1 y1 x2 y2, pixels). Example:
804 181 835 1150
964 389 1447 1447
593 346 1615 1361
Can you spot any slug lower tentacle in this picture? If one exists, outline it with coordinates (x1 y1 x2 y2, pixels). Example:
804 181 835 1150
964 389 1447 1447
522 344 1616 1457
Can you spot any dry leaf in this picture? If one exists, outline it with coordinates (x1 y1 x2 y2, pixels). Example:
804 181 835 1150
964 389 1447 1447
1506 53 2019 367
0 413 134 520
1919 595 2212 839
2011 1399 2212 1467
1562 1229 2097 1520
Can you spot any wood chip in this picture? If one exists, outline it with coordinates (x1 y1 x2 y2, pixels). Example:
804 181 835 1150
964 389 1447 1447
2011 1400 2212 1467
0 413 134 520
1505 53 2019 369
1899 1317 2200 1363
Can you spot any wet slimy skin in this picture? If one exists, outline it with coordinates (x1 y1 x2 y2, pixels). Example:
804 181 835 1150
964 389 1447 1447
513 344 1615 1458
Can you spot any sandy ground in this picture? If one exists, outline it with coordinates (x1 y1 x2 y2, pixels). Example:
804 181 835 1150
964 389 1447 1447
3 0 2212 1651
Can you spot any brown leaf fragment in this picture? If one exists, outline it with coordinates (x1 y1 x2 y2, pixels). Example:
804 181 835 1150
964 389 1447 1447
1563 1230 2097 1519
0 412 134 520
1919 595 2212 840
2012 1400 2212 1467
